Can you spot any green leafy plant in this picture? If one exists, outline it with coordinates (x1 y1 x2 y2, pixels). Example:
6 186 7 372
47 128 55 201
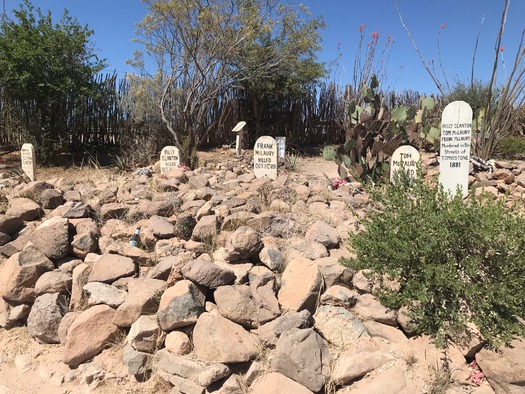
322 145 337 161
494 136 525 160
342 171 525 347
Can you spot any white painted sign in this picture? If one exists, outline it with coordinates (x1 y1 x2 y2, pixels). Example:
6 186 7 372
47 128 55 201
232 121 246 157
160 146 180 174
390 145 420 182
253 136 278 179
20 143 36 181
276 137 286 162
439 101 472 197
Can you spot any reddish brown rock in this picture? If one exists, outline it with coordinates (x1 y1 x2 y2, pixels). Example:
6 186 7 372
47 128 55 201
278 256 322 313
250 372 313 394
88 254 137 284
63 304 120 367
193 312 259 363
0 247 54 303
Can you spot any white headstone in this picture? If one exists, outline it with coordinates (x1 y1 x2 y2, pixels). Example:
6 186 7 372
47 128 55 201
160 146 181 174
439 101 472 197
276 137 286 162
390 145 420 182
232 121 246 157
20 143 36 181
253 136 278 179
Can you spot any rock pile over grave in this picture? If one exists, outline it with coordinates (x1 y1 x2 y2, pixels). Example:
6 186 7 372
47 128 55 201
0 151 523 393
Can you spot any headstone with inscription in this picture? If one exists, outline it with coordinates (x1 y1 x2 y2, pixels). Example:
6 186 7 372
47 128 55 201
390 145 420 182
276 137 286 163
160 146 181 174
232 121 246 157
253 136 278 179
20 143 36 181
439 101 472 197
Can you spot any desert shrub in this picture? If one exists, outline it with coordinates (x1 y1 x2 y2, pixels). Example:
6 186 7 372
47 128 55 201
322 145 337 161
342 172 525 347
494 136 525 160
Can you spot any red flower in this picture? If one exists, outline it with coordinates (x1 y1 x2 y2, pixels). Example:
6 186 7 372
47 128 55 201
359 24 365 33
500 46 505 52
440 23 447 29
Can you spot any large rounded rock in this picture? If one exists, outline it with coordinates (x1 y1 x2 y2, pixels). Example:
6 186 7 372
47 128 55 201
88 254 136 283
193 312 259 363
63 304 120 367
31 216 71 260
181 259 235 289
223 226 262 262
0 247 54 303
6 197 42 221
27 292 68 344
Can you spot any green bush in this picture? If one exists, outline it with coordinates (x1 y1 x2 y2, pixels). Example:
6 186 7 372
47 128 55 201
342 173 525 347
322 145 337 161
494 136 525 160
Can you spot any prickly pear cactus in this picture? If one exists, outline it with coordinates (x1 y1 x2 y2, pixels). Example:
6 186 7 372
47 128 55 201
336 75 415 183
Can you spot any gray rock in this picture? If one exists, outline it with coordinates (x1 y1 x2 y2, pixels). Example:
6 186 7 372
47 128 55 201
127 315 163 353
155 348 230 387
123 344 151 376
157 279 205 331
27 292 68 344
83 282 127 308
313 305 369 349
271 328 332 392
254 310 313 346
191 214 217 241
0 215 24 236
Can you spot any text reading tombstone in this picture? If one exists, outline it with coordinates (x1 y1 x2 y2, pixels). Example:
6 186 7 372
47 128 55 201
160 146 181 174
253 136 278 179
439 101 472 197
21 143 36 181
390 145 420 183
